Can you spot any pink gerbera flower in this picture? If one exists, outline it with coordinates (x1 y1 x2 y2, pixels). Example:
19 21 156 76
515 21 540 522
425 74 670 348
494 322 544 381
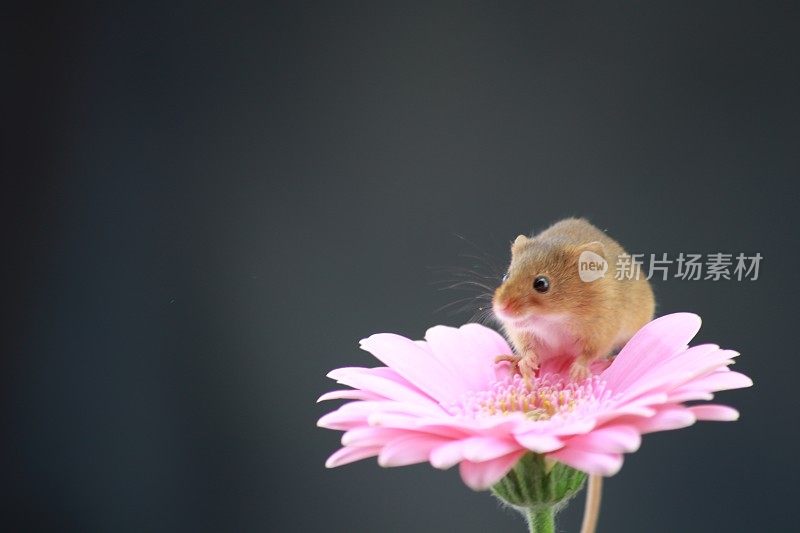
318 313 751 491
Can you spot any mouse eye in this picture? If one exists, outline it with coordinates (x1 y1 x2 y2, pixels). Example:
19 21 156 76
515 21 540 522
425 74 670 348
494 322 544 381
501 272 509 282
533 276 550 293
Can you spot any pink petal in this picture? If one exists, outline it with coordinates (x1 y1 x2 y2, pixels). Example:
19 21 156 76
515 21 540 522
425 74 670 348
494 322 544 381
666 370 752 403
462 437 522 462
317 389 383 402
428 437 523 469
548 447 623 476
622 346 740 401
317 410 367 431
628 406 696 433
680 371 753 393
341 427 409 447
594 392 667 424
360 333 465 403
603 313 702 392
366 414 469 440
565 425 641 454
666 391 715 403
602 404 657 419
335 400 444 420
614 344 721 401
458 450 526 491
513 432 564 453
327 367 434 405
689 405 740 421
378 434 449 467
458 323 513 359
457 323 515 381
318 399 443 431
546 418 598 436
325 446 381 468
424 325 497 393
367 411 525 439
430 440 469 469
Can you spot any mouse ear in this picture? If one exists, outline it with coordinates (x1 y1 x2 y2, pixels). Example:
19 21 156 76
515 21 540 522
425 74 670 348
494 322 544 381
511 234 529 252
574 240 606 258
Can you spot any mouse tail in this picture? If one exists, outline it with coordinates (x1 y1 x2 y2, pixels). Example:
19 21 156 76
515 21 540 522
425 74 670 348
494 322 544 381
580 474 603 533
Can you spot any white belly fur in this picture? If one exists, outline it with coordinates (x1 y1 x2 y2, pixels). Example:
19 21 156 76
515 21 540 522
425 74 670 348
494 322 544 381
522 313 580 360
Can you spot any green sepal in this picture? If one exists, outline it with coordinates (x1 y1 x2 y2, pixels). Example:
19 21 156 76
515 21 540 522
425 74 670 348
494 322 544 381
491 453 587 511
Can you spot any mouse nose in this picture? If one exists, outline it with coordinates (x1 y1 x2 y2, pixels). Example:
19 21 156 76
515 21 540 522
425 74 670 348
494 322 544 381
494 285 516 313
493 297 518 316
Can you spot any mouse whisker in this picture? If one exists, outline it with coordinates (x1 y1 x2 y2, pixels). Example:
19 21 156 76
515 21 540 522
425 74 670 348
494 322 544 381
430 234 505 321
457 253 503 276
434 294 492 315
436 280 496 292
434 294 487 311
428 266 501 282
453 233 504 274
468 306 499 325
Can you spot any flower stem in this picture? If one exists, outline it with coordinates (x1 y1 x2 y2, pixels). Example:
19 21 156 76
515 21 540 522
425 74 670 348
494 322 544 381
526 507 555 533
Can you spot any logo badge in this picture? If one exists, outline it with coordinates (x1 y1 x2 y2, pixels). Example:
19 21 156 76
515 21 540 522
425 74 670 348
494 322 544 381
578 251 608 282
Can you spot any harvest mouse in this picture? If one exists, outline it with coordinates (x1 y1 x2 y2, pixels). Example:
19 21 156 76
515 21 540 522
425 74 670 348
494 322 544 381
493 218 655 381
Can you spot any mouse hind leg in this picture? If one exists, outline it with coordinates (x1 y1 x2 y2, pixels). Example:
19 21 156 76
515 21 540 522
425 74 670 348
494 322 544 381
569 322 618 381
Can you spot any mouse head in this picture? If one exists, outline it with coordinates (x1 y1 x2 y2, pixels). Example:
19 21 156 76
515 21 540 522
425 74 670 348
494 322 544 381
493 235 607 324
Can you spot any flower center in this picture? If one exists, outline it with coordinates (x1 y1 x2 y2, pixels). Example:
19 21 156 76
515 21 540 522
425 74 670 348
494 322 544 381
447 374 611 421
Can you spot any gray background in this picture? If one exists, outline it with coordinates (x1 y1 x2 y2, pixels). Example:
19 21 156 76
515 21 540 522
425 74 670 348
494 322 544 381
6 2 799 532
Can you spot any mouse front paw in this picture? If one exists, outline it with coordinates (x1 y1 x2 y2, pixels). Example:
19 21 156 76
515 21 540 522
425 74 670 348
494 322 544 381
494 354 539 383
568 358 592 382
494 354 521 366
518 356 539 383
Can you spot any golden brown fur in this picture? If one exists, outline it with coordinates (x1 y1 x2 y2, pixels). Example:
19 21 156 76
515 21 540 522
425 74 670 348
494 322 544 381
493 218 655 379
